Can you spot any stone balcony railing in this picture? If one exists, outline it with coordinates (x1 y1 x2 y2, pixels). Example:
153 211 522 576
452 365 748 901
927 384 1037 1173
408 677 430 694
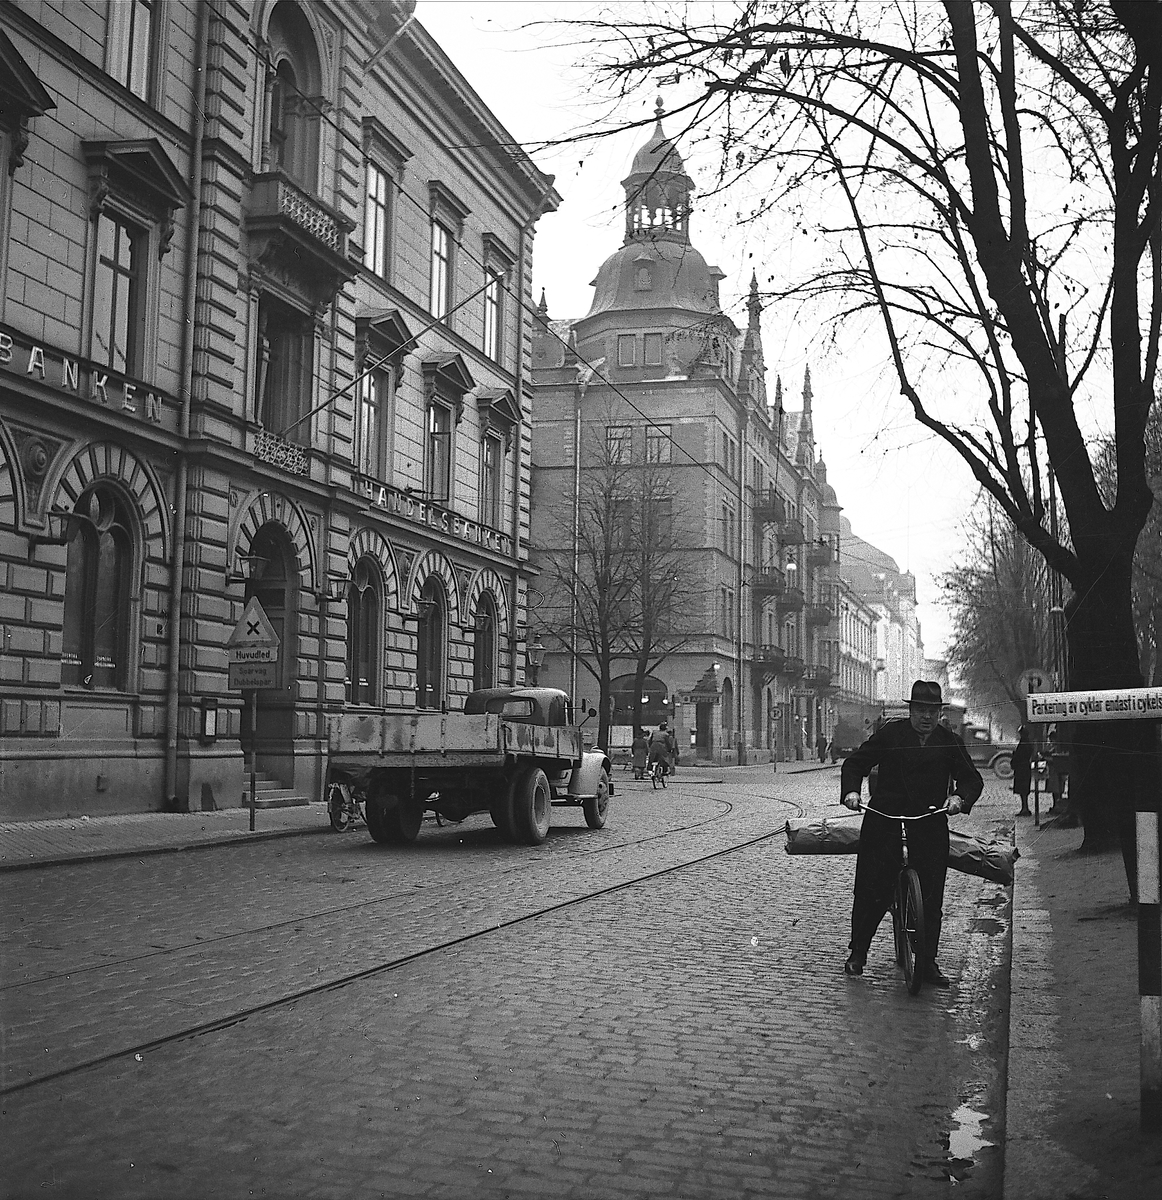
780 517 806 545
802 665 834 690
776 586 805 614
752 488 787 526
750 564 785 597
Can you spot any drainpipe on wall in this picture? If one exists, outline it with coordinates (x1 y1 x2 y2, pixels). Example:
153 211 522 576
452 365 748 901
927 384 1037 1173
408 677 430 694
512 181 555 685
163 1 209 811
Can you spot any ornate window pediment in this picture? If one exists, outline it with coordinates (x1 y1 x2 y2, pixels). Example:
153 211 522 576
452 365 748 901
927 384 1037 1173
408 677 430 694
355 307 413 384
476 388 519 449
0 29 54 176
421 353 475 423
82 139 191 258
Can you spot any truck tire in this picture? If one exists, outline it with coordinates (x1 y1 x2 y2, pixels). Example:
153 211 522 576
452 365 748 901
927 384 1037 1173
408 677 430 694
365 784 423 845
510 766 551 845
992 753 1014 780
583 768 611 830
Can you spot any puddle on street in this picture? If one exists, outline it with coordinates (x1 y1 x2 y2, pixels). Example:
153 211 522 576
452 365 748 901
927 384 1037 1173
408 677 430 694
946 1103 994 1183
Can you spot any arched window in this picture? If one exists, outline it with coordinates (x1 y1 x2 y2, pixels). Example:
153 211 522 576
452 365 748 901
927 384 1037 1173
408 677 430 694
265 2 322 191
62 485 133 689
416 576 446 709
346 558 380 705
472 592 498 692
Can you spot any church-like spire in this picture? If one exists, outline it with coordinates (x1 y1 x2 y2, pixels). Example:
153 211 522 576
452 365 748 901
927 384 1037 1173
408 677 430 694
747 271 762 330
796 364 815 465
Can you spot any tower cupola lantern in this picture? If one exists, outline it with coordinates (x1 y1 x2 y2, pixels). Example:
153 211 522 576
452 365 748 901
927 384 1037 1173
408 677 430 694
622 98 694 245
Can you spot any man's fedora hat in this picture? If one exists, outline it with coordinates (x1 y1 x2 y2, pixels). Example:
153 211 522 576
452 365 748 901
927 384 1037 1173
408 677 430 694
907 680 944 707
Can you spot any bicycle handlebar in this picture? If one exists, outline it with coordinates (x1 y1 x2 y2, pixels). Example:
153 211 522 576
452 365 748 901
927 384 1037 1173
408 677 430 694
847 802 952 819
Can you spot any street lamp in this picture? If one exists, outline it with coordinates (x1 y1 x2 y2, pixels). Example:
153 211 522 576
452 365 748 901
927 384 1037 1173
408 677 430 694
527 640 545 686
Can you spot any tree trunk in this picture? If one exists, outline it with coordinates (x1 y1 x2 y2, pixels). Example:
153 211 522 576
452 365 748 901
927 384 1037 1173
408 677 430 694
1065 554 1159 900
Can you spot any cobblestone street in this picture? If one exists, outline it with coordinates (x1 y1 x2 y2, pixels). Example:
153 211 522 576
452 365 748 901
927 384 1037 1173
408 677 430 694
0 767 1013 1198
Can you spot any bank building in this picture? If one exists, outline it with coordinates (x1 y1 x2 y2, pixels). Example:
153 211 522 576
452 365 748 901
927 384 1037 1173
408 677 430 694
0 1 556 818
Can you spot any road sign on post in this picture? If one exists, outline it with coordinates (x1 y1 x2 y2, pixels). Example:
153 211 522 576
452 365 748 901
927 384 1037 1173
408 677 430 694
1018 666 1052 699
1026 685 1162 1132
227 597 280 831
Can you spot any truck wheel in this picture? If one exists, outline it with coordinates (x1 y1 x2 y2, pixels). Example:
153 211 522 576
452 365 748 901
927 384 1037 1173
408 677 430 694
583 769 611 830
510 766 551 845
366 787 423 845
992 753 1014 780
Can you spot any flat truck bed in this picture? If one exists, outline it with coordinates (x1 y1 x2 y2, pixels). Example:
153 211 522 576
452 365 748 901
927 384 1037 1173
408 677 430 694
323 688 611 848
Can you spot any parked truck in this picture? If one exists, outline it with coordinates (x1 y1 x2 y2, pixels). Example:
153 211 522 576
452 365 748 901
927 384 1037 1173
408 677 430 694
324 687 613 846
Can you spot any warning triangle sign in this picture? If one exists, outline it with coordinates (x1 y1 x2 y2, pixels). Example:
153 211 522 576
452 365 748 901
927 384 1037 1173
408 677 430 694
227 596 280 649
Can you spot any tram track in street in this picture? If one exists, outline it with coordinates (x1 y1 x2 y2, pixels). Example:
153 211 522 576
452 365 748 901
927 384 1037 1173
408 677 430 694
1 789 746 993
1 792 805 1099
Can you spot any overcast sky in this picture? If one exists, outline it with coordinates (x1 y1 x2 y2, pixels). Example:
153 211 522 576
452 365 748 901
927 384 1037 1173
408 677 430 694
418 1 974 659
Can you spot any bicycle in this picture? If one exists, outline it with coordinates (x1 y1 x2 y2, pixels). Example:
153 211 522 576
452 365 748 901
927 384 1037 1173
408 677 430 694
857 803 949 995
650 757 668 789
326 779 366 832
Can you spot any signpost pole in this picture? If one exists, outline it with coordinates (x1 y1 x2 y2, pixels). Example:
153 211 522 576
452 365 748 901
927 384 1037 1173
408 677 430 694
1026 686 1162 1133
248 690 257 832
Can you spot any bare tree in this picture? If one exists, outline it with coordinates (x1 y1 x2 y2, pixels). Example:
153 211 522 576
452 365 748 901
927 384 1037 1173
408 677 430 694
940 498 1056 727
619 461 702 733
553 1 1162 872
532 425 701 748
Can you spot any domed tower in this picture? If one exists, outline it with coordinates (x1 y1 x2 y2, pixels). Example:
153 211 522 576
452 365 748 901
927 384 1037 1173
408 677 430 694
577 100 732 361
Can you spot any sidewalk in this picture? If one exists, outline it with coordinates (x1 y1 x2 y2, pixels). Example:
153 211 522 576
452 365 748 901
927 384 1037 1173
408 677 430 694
0 802 331 872
0 760 835 872
1005 815 1162 1198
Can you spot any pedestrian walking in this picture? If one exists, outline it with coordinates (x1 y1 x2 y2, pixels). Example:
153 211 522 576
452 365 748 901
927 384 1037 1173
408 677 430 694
1011 726 1033 817
631 728 649 780
840 680 984 986
816 733 828 763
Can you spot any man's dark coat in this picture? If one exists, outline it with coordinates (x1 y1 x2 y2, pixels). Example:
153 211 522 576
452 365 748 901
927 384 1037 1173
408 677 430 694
841 719 984 815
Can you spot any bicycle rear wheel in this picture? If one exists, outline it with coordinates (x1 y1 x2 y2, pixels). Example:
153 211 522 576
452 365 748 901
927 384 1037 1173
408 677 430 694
898 868 926 995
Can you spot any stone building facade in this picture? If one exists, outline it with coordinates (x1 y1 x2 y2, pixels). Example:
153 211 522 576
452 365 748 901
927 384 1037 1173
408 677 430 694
0 0 556 818
529 112 848 763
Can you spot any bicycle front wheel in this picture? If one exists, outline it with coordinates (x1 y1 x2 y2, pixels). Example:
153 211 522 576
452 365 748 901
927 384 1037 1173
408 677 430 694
899 868 926 995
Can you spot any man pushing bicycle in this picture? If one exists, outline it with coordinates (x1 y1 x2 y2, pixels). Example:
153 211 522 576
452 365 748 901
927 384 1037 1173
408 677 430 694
839 681 983 986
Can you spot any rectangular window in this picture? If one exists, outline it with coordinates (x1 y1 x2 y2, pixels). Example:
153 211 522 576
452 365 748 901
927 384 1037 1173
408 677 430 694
721 587 735 638
646 498 673 548
258 297 314 445
645 424 671 464
93 213 146 376
606 424 633 464
426 400 452 502
364 162 391 279
430 220 452 318
722 501 736 553
356 369 389 479
108 0 154 100
481 434 503 528
644 332 663 366
483 269 503 362
617 334 636 367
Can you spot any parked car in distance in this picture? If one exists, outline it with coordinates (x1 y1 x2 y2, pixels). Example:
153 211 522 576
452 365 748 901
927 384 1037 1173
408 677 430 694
961 724 1016 779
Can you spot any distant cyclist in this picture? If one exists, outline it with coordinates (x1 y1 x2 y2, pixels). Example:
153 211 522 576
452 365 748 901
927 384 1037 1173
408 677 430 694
647 721 677 779
840 681 983 985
